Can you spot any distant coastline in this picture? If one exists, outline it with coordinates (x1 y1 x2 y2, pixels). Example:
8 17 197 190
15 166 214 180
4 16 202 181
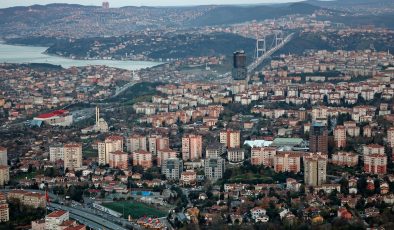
0 43 163 70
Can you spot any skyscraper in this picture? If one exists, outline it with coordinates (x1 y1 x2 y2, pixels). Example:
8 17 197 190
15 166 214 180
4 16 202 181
232 51 247 81
309 123 328 154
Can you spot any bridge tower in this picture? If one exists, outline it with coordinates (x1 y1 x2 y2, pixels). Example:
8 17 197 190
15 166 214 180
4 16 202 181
255 36 266 59
275 31 284 47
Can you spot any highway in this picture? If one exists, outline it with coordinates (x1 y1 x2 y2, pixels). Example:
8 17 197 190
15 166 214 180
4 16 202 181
0 189 139 230
112 81 138 98
247 33 294 73
49 203 128 230
214 33 294 83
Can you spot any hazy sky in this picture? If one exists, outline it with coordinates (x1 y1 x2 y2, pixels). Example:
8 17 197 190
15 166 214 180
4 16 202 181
0 0 303 8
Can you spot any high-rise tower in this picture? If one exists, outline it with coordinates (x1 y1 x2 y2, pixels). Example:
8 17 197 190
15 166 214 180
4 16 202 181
309 123 328 154
232 51 247 81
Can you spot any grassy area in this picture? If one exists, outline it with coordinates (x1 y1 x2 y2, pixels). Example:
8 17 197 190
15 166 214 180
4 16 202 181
13 171 37 180
83 149 98 158
230 172 272 182
102 201 167 219
123 94 154 106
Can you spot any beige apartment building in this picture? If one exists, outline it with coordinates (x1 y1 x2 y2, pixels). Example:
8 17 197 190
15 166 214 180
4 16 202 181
220 129 241 148
182 134 202 161
0 166 9 186
303 153 328 186
63 143 82 171
98 135 123 165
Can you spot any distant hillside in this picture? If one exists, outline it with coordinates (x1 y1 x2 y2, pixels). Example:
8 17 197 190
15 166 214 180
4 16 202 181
0 3 320 38
189 3 320 26
44 32 256 61
276 31 394 55
306 0 394 10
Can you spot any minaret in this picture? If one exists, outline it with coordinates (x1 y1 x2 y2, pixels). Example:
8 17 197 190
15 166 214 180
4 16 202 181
96 106 100 125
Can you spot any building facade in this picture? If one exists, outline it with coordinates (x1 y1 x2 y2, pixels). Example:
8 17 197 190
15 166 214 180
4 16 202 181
227 148 245 162
0 147 7 166
204 158 225 181
126 135 147 153
309 123 328 154
0 193 9 223
148 135 169 155
109 151 128 170
45 210 69 230
303 153 328 186
0 166 9 186
273 152 301 173
332 152 358 167
364 154 387 175
63 143 82 171
251 147 276 166
132 150 152 170
334 125 346 148
220 129 241 148
157 148 177 166
161 158 183 180
182 134 203 161
98 136 123 165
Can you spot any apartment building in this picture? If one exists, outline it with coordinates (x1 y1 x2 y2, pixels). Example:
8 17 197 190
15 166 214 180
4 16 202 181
273 152 301 173
182 134 203 161
109 151 128 170
98 135 123 165
63 143 82 171
132 150 152 170
220 129 241 148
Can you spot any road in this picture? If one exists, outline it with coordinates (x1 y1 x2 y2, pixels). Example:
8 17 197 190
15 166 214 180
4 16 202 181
247 33 294 73
49 203 128 230
214 33 294 83
0 189 138 230
112 81 138 98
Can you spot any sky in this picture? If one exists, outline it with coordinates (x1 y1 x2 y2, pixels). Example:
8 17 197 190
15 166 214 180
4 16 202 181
0 0 304 8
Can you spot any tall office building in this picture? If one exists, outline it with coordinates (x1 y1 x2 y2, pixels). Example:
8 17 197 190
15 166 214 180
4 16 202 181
309 123 328 154
162 158 183 180
232 51 247 80
303 153 327 186
0 147 7 166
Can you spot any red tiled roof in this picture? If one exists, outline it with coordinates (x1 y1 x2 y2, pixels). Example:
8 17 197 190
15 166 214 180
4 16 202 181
36 110 68 119
47 210 68 218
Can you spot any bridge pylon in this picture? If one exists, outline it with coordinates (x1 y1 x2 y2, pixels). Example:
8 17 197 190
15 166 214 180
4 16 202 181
255 36 266 59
